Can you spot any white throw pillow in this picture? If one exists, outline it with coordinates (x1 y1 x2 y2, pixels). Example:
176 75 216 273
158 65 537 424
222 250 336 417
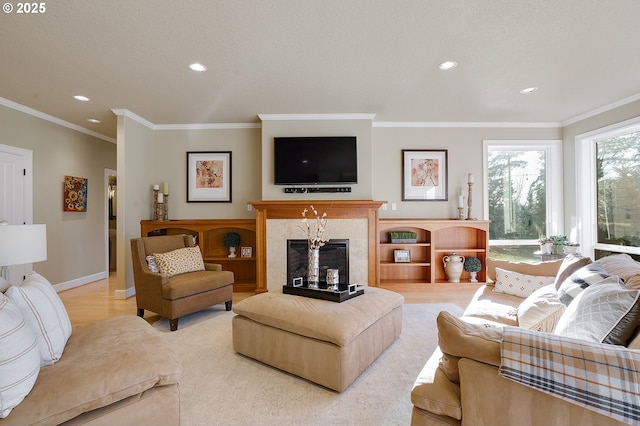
517 284 566 332
493 267 556 298
554 276 640 345
5 272 72 366
153 246 205 277
0 293 41 418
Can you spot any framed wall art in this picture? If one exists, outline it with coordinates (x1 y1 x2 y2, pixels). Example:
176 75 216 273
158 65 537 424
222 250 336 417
402 149 448 201
64 175 88 212
186 151 232 202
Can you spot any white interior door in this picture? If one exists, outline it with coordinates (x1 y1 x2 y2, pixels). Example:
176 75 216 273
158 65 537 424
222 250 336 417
0 144 33 285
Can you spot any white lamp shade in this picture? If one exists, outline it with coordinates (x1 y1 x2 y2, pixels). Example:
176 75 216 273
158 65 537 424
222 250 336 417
0 224 47 266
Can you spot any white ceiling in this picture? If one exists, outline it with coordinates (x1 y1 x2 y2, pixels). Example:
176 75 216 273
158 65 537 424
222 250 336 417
1 0 640 140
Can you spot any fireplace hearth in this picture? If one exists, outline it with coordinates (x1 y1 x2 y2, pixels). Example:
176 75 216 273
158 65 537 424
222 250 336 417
287 239 349 285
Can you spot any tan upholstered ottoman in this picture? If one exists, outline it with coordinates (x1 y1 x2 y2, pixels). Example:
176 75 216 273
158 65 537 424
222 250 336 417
232 286 404 392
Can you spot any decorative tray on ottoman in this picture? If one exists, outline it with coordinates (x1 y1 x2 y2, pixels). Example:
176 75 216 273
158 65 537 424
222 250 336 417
282 283 364 303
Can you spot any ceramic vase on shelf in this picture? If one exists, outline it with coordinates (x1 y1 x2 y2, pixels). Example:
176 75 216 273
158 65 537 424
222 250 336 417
443 253 465 283
228 246 237 258
307 249 320 289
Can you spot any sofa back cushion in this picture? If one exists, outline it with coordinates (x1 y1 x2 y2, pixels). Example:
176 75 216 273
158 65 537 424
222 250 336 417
597 253 640 290
486 258 563 285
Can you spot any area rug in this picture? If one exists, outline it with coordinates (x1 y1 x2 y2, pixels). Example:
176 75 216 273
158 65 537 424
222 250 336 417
153 302 463 425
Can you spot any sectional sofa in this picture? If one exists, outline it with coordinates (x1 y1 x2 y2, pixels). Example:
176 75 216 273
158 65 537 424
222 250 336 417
411 254 640 426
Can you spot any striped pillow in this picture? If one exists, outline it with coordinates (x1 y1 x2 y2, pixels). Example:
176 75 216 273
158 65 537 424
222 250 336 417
0 293 41 418
5 272 72 366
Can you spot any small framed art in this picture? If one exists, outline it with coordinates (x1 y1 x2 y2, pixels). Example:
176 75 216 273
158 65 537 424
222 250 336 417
186 151 232 202
394 249 411 263
241 247 253 258
402 149 448 201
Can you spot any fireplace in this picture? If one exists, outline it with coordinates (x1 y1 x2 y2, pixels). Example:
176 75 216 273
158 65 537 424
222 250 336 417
286 239 349 285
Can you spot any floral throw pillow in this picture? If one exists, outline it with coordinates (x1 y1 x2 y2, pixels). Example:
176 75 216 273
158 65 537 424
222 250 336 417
493 268 556 298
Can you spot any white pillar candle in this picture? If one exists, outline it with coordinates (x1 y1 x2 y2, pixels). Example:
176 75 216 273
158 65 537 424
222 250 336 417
458 195 464 208
157 192 164 203
162 182 169 195
468 173 474 183
153 184 160 191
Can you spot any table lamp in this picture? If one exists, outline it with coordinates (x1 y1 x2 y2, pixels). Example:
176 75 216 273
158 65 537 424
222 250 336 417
0 221 47 289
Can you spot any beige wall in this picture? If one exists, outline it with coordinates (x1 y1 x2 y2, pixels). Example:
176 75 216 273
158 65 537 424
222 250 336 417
372 126 562 218
0 104 116 286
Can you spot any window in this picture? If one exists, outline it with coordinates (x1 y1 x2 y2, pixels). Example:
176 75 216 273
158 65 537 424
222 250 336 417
483 140 563 261
576 117 640 260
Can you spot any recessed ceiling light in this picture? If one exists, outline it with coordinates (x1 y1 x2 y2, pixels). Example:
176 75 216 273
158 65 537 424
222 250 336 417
87 118 101 123
73 95 90 102
438 61 458 70
520 87 538 94
189 62 207 72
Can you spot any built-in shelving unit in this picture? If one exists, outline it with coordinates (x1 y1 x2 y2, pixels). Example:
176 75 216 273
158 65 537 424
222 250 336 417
377 219 489 286
140 219 257 292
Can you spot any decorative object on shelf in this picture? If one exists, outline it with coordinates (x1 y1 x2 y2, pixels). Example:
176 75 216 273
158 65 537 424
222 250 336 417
394 249 411 263
549 235 568 255
186 151 232 202
241 246 253 258
443 253 465 283
298 205 329 289
63 175 88 212
463 257 482 283
563 243 580 254
402 149 448 201
151 183 170 221
456 190 465 219
389 231 417 244
538 236 554 254
223 232 241 258
466 173 475 220
326 268 339 291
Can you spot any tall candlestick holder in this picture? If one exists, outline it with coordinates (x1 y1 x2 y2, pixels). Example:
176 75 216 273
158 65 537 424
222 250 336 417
162 194 169 221
466 181 474 220
152 189 166 221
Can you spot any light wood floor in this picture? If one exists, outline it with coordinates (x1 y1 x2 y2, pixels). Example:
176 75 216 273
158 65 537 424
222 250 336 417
59 273 480 328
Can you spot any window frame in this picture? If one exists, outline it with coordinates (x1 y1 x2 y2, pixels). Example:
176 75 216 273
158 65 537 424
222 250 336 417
483 140 563 247
575 116 640 258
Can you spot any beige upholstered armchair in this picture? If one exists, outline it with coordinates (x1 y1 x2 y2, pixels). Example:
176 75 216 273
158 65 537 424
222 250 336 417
130 234 234 331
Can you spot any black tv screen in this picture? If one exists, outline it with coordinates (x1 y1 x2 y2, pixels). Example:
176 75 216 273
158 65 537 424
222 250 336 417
274 136 358 185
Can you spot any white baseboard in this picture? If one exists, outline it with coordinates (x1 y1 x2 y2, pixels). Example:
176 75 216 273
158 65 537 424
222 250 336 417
114 286 136 300
53 272 107 293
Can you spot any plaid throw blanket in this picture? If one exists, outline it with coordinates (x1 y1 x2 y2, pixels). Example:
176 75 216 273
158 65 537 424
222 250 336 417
499 327 640 425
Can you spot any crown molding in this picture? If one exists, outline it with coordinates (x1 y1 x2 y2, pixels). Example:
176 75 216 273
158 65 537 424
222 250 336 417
1 97 115 143
258 113 376 121
111 109 155 129
373 121 562 128
562 92 640 127
155 123 261 130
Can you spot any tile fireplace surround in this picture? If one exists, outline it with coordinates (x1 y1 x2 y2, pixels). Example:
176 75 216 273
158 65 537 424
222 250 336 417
249 200 384 293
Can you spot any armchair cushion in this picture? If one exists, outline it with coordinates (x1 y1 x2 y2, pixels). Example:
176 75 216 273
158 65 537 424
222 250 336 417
162 270 234 300
154 246 205 277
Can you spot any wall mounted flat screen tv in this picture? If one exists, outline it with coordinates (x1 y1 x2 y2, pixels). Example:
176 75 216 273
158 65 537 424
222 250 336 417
274 136 358 185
